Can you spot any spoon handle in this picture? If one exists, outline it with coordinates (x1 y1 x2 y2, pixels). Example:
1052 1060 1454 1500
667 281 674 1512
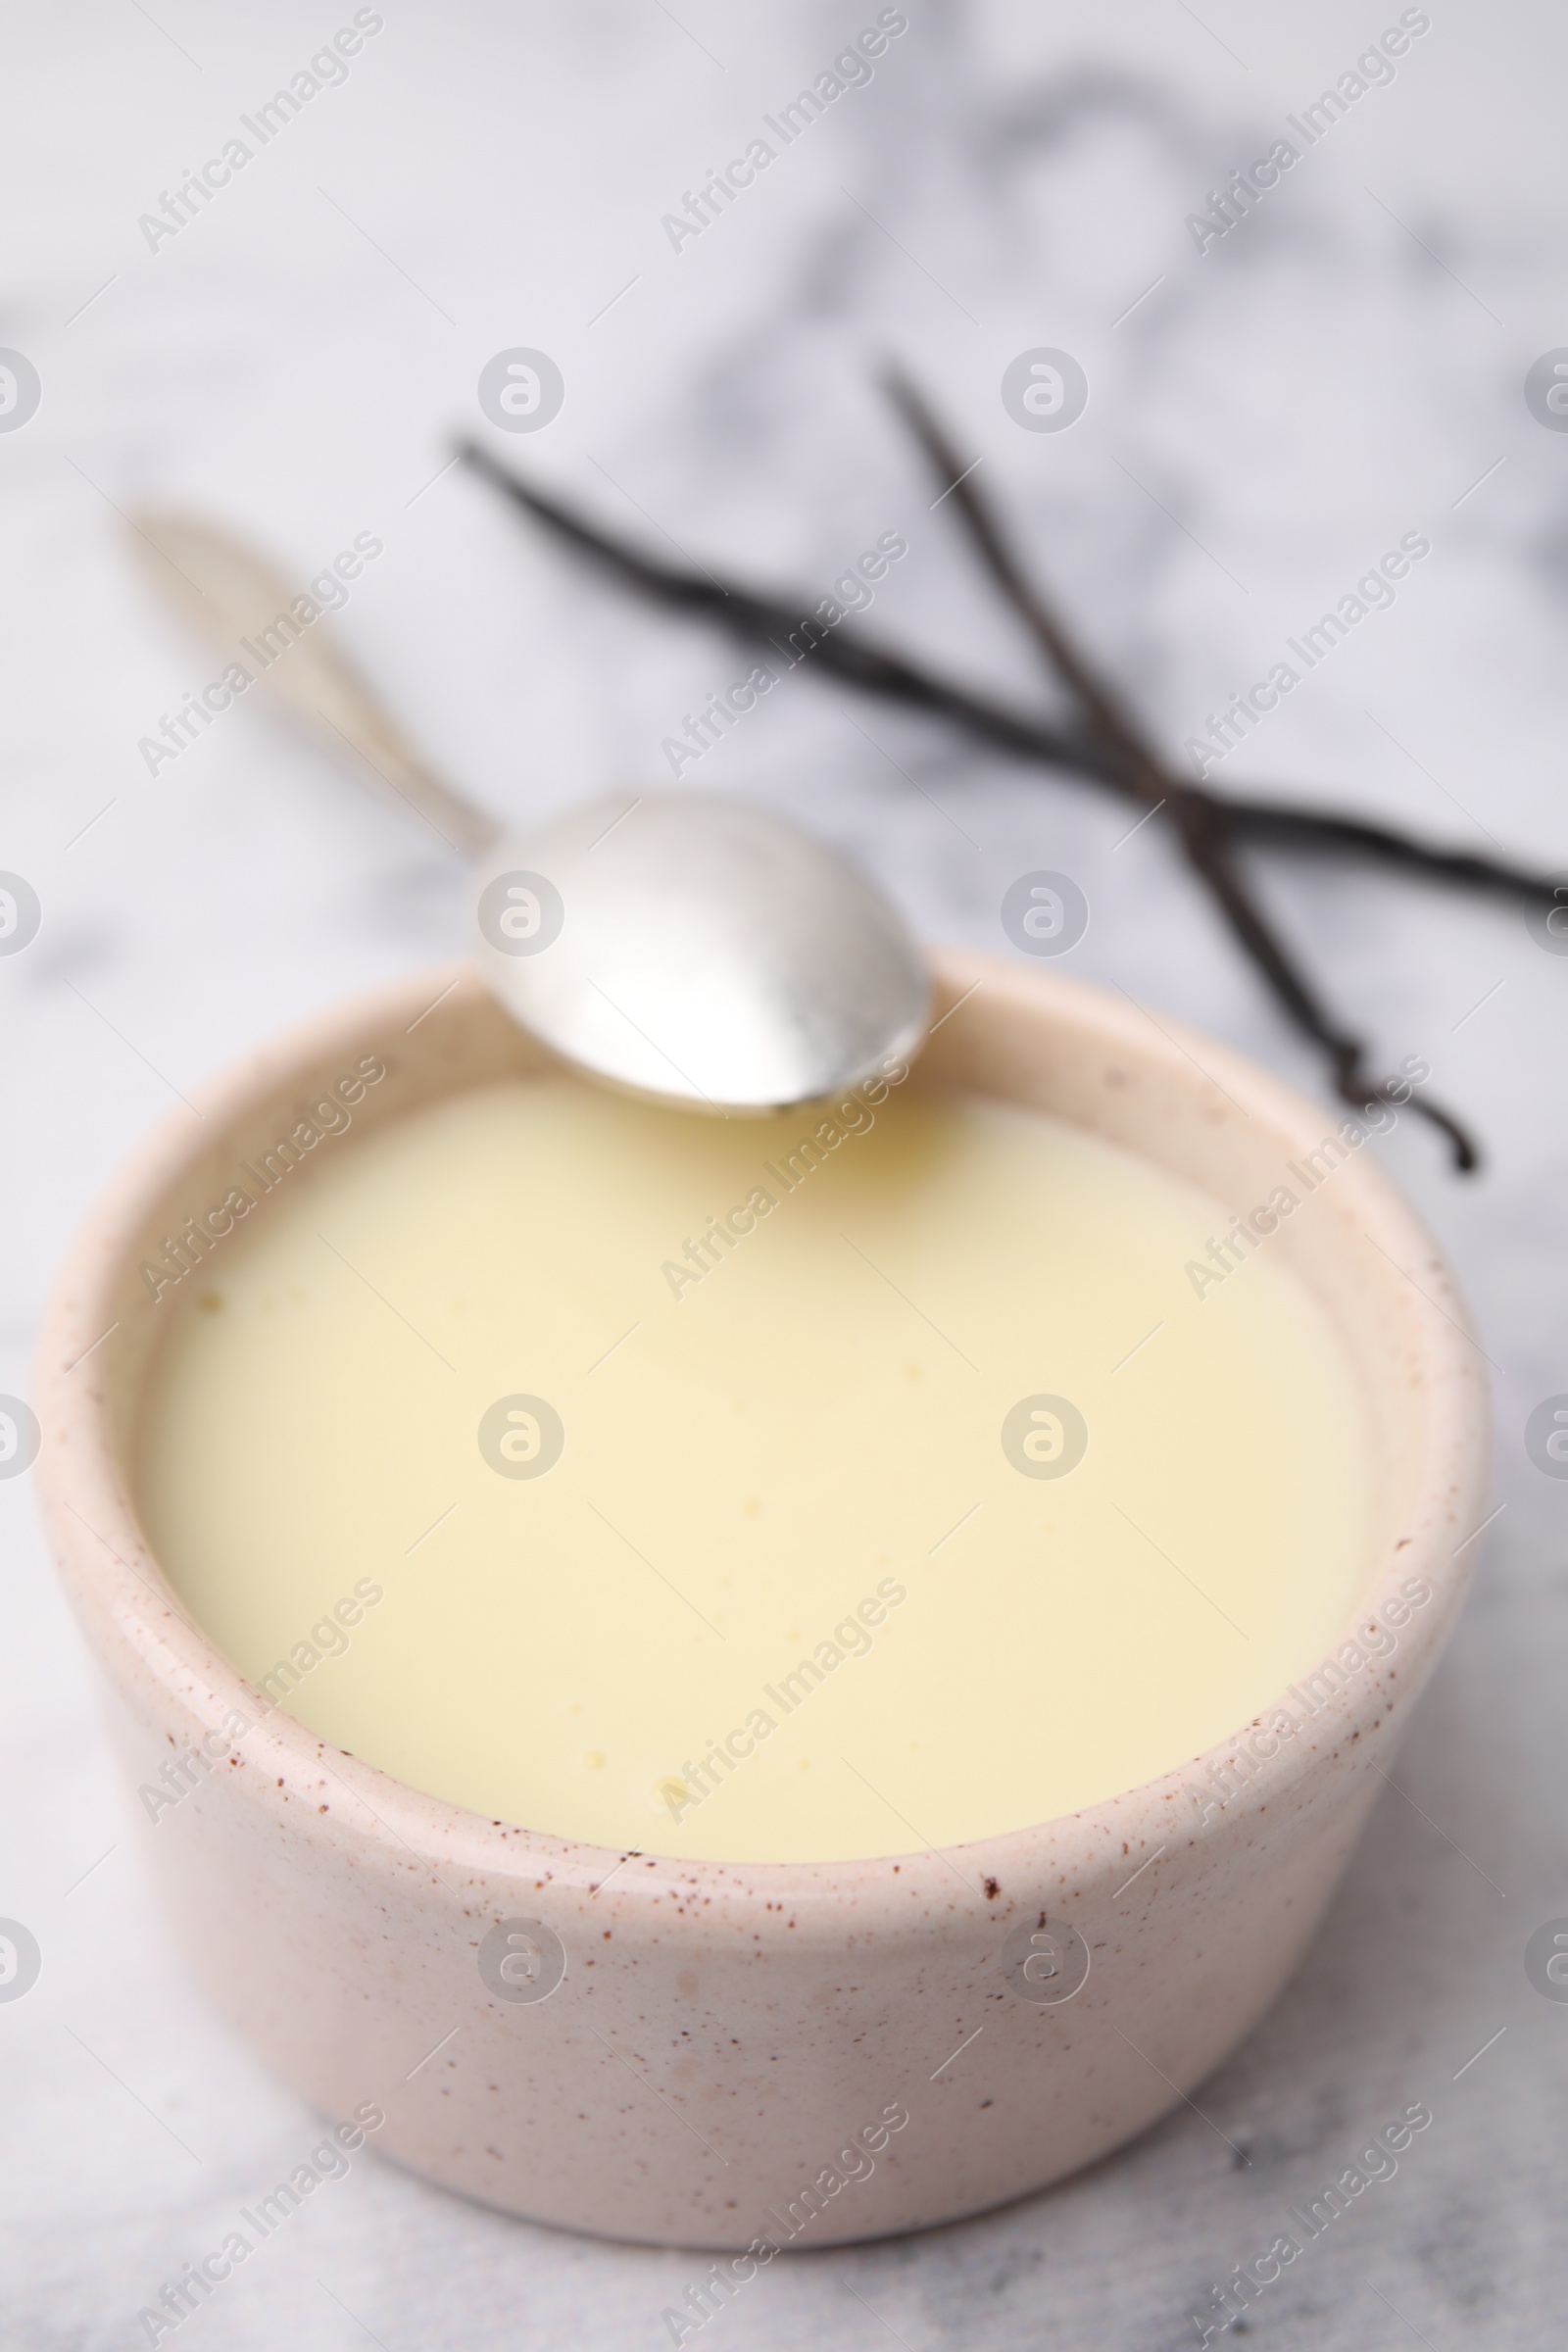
126 508 502 858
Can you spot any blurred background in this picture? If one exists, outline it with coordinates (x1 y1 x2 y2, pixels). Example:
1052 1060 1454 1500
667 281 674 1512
2 2 1564 2343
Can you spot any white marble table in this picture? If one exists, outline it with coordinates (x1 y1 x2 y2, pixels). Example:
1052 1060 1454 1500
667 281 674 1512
2 2 1562 2343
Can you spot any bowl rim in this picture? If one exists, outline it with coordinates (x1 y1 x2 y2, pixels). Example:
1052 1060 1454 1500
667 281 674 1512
33 951 1491 1920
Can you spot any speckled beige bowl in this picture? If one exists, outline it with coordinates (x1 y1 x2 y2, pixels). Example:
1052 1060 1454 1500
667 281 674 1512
35 952 1487 2250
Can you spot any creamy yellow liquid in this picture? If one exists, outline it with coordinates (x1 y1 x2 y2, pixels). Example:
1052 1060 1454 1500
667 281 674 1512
135 1077 1370 1862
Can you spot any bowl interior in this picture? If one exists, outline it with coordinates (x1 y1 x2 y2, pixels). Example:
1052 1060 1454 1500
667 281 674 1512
50 953 1481 1863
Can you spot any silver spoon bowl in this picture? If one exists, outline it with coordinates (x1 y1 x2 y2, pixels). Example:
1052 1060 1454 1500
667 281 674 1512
473 791 929 1112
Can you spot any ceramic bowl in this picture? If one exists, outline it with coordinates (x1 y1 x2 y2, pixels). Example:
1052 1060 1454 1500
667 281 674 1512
34 952 1488 2248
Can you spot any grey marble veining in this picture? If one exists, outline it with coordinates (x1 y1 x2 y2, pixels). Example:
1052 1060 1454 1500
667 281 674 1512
1 2 1564 2345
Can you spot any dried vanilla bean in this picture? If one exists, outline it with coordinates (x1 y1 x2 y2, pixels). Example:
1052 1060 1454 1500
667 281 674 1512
458 439 1553 908
881 372 1480 1169
461 427 1557 1172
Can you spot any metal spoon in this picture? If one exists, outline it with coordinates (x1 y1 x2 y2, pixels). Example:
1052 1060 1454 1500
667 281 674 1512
127 510 931 1112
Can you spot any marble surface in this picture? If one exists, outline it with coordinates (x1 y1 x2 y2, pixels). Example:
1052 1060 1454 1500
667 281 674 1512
2 1 1564 2343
